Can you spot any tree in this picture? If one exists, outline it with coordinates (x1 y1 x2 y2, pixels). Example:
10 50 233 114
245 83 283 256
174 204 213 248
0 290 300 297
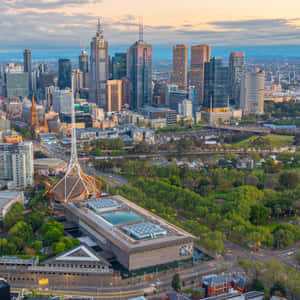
3 202 25 229
279 171 299 190
41 220 64 242
270 281 287 297
245 174 259 187
31 241 43 253
44 227 64 243
252 278 264 291
25 212 44 231
250 205 268 225
92 147 102 156
8 221 34 251
171 273 181 291
200 231 224 254
265 259 283 282
296 250 300 264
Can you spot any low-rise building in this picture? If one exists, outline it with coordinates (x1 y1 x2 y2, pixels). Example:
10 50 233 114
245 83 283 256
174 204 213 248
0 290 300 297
0 191 24 221
64 195 195 271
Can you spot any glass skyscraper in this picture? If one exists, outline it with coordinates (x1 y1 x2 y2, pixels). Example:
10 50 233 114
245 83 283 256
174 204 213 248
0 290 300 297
229 52 245 107
90 19 109 108
23 49 32 95
203 58 229 111
58 59 72 90
127 38 152 110
112 53 127 79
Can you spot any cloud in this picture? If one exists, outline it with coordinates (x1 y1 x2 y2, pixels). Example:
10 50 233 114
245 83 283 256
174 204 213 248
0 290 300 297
1 1 300 51
2 0 101 10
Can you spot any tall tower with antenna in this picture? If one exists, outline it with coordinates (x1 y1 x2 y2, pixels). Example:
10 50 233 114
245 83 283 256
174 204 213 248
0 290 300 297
50 93 101 202
139 16 144 41
89 17 109 108
127 17 152 110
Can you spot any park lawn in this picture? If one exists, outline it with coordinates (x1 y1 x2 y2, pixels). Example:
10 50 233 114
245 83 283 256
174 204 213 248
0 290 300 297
232 134 294 148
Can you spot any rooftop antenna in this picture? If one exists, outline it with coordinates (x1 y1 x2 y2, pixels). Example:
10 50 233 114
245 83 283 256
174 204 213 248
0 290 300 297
97 17 101 33
139 16 143 41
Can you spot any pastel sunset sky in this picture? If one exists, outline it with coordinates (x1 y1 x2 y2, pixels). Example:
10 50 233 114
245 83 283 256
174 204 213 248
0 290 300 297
1 0 300 49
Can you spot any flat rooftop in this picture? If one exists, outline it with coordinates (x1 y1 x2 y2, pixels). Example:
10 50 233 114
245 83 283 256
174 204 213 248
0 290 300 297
87 198 121 213
65 195 195 254
0 191 23 210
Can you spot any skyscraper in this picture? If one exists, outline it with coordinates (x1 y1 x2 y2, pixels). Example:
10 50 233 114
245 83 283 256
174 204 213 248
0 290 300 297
58 59 72 90
190 45 211 105
203 57 229 111
172 45 188 91
240 69 265 115
229 52 245 107
107 80 122 112
112 53 127 79
90 19 109 108
121 77 131 107
127 24 152 110
0 142 34 188
79 49 89 74
23 49 32 95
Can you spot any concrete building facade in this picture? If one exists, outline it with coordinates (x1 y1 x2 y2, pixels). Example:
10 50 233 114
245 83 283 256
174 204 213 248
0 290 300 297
107 80 122 112
190 45 211 105
172 45 188 91
0 142 34 188
240 69 265 115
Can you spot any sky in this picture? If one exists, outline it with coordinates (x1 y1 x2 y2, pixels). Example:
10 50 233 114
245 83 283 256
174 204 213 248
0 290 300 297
2 0 300 56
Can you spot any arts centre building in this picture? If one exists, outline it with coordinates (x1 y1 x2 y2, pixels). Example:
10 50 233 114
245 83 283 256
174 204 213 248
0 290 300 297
64 195 195 271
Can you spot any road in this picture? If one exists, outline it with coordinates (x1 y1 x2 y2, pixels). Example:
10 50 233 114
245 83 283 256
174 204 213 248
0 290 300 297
35 142 128 187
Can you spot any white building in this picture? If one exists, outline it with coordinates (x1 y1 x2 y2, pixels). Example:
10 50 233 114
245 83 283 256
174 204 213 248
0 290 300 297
52 89 73 114
240 69 265 115
0 142 34 188
178 99 193 119
0 191 24 221
72 69 84 94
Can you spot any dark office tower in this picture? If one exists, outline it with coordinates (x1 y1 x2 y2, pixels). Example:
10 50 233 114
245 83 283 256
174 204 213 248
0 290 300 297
127 24 152 110
203 57 229 110
229 52 245 107
190 45 211 105
79 49 89 73
121 77 131 107
112 53 127 80
58 59 72 90
24 49 32 95
0 279 10 300
90 19 109 107
172 45 188 91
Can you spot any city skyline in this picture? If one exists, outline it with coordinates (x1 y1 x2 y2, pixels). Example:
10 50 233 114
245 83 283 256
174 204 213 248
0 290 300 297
2 0 300 51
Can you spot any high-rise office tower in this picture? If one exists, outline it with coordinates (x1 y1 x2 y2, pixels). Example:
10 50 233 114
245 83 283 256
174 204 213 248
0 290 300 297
240 69 265 115
38 63 49 73
121 77 131 107
72 70 84 95
229 52 245 107
203 57 229 111
0 142 34 188
23 49 32 95
107 80 122 112
127 23 152 110
190 45 211 105
90 19 109 108
172 45 188 91
58 59 72 90
112 53 127 79
79 49 89 74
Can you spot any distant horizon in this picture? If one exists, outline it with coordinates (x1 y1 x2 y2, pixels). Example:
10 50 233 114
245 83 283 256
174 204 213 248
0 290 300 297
2 45 300 62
